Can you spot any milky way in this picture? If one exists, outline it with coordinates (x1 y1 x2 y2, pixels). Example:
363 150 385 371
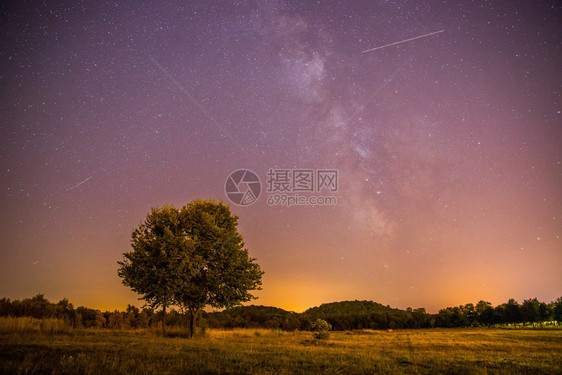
1 1 560 312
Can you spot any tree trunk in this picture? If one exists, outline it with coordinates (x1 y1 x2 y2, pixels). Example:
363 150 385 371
162 304 166 336
188 308 199 338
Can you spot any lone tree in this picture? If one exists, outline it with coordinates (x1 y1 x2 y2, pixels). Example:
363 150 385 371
117 199 264 336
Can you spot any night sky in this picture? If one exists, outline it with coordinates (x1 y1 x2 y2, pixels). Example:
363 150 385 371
1 1 560 313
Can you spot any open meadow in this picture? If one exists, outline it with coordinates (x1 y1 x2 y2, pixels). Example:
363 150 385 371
1 322 561 374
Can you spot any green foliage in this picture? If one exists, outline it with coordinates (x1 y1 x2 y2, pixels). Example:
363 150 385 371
303 300 418 330
521 298 540 324
311 318 331 339
554 297 562 321
174 200 264 311
204 305 300 330
475 300 494 326
117 206 187 311
117 199 264 336
2 294 561 332
305 300 389 316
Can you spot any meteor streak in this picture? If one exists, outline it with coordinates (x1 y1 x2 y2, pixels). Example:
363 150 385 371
362 30 444 53
68 176 92 191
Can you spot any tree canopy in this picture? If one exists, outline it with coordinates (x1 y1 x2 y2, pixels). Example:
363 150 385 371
117 199 264 336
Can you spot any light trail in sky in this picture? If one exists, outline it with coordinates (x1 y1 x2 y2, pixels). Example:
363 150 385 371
362 30 444 53
67 177 92 191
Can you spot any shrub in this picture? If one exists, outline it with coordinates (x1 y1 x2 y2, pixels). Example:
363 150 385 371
311 318 331 340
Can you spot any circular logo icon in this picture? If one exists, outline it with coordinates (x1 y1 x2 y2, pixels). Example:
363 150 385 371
225 169 261 206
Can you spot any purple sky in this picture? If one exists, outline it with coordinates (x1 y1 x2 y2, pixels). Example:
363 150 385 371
1 0 560 312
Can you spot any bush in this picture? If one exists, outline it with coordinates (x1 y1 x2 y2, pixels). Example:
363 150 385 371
311 318 331 340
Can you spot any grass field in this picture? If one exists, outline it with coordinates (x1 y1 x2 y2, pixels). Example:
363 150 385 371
1 323 561 374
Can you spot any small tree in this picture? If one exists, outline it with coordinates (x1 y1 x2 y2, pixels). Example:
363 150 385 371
521 298 540 326
475 300 494 327
311 318 331 340
554 297 562 323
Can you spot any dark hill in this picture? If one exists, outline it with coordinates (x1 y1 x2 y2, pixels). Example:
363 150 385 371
222 305 294 318
302 300 433 330
202 301 432 331
304 300 394 317
203 305 301 330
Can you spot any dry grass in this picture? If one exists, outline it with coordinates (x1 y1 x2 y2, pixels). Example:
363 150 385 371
0 316 72 335
0 326 560 374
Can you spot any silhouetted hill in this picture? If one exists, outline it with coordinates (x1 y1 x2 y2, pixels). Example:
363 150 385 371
301 300 424 330
304 300 395 317
221 305 294 318
203 305 301 329
202 301 423 330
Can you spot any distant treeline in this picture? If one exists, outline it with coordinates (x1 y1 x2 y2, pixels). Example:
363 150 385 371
0 295 169 329
1 295 561 331
205 298 562 330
